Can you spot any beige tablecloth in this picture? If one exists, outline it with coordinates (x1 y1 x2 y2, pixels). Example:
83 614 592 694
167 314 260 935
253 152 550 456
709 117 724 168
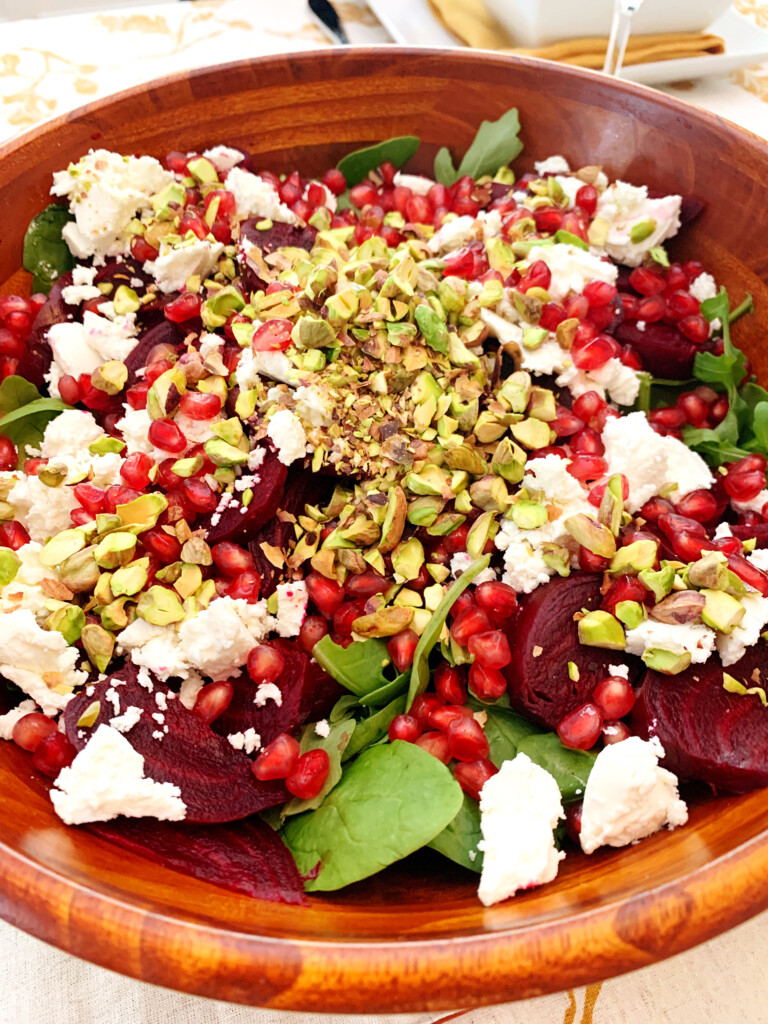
2 1 768 1020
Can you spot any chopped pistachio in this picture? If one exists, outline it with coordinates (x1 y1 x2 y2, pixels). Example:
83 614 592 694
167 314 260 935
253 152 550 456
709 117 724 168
94 531 137 569
630 219 657 244
642 647 691 675
117 493 168 533
352 606 414 638
649 590 706 625
110 561 149 597
76 700 101 729
510 500 548 530
204 437 249 467
0 549 19 586
45 605 86 644
147 365 187 419
426 512 466 537
615 600 646 629
137 585 186 625
467 511 499 559
564 514 616 558
59 546 100 593
39 529 87 568
37 463 68 487
609 539 658 575
81 623 115 673
510 417 552 450
700 589 746 634
491 437 527 484
470 475 509 513
392 537 425 582
88 437 126 456
639 564 675 602
577 609 626 650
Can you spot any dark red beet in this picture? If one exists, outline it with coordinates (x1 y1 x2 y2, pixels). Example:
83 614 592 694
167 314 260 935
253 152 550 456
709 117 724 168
87 816 309 905
503 573 638 730
633 645 768 793
201 449 288 545
123 319 187 383
64 667 287 822
614 321 699 379
213 639 342 748
239 218 317 293
16 272 73 386
731 524 768 548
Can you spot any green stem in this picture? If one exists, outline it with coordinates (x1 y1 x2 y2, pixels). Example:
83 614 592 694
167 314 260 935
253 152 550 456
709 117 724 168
729 294 754 325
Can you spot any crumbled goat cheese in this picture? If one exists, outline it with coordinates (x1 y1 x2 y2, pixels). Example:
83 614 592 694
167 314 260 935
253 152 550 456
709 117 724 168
225 167 299 224
523 243 617 303
714 522 734 540
267 409 307 466
731 488 768 516
557 357 640 407
6 474 79 542
495 538 553 594
198 332 224 363
392 171 435 195
178 597 271 679
254 682 282 707
314 719 331 738
625 618 716 665
45 311 138 397
689 272 717 304
117 620 190 681
450 553 497 585
595 181 682 266
520 339 569 377
608 663 630 679
40 410 104 458
178 671 205 710
275 580 308 637
601 412 713 512
235 346 298 390
0 700 37 741
51 724 186 824
115 406 154 455
478 753 565 906
0 609 85 715
749 548 768 573
227 728 261 754
0 542 61 623
534 155 570 175
716 593 768 666
61 281 102 306
294 384 334 427
480 309 524 348
109 706 143 734
145 239 224 294
428 215 477 255
580 737 688 854
202 145 245 172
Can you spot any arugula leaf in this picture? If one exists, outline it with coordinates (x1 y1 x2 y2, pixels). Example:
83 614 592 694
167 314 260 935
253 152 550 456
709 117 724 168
407 554 491 709
283 740 463 891
337 136 420 188
23 203 75 294
752 403 768 453
434 107 523 187
429 793 483 873
342 694 407 762
281 717 355 817
0 378 69 462
329 693 361 723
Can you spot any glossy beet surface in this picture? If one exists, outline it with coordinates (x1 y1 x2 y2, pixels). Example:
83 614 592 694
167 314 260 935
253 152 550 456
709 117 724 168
632 646 768 793
200 449 288 545
503 573 637 730
64 667 287 822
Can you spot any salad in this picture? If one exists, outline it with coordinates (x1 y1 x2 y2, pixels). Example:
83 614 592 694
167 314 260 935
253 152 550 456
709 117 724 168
0 107 765 909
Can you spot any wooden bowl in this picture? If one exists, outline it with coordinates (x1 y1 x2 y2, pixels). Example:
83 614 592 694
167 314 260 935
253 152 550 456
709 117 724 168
1 48 768 1013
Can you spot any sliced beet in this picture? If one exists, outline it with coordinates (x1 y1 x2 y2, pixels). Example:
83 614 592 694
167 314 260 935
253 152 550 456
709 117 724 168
248 469 332 596
632 645 768 793
87 816 309 905
614 321 698 379
731 524 768 548
213 638 342 747
238 218 317 292
201 449 288 545
64 666 287 822
123 319 187 383
503 573 639 730
16 272 72 387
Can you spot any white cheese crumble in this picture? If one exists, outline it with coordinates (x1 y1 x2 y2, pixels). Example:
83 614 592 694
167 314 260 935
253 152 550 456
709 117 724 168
109 705 143 734
202 145 245 172
580 737 688 854
267 408 307 466
716 592 768 667
274 580 308 637
314 719 330 738
177 596 271 680
0 542 61 623
114 405 154 456
477 753 565 906
523 243 617 303
225 167 299 224
254 682 282 707
625 618 716 665
557 357 640 407
40 410 104 459
731 488 768 516
595 182 682 267
0 700 37 741
601 412 713 512
428 215 477 255
689 272 717 304
294 384 334 427
51 724 186 824
449 552 497 585
392 171 435 195
608 663 630 679
144 239 224 294
534 155 570 175
0 609 85 715
520 338 568 376
227 728 261 754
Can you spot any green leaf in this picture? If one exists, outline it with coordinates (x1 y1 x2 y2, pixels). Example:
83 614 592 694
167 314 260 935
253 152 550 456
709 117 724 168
456 108 524 182
0 393 70 461
407 554 491 710
0 376 41 416
554 229 588 251
342 694 407 762
22 203 75 294
313 635 395 697
337 136 421 188
751 403 768 453
281 717 355 817
429 793 483 873
433 146 458 186
474 703 543 767
329 693 361 723
516 733 595 805
283 740 463 891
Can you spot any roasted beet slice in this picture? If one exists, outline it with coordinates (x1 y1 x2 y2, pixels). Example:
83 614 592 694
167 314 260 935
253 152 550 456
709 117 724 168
123 319 187 383
248 469 332 596
87 816 309 905
201 449 288 545
503 573 638 730
633 646 768 793
213 639 342 748
731 524 768 548
16 272 72 387
64 668 287 822
239 218 317 292
614 321 698 379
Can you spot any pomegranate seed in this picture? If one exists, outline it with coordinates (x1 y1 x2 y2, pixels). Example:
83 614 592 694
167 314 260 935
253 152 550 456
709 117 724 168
518 259 552 293
247 644 284 685
567 454 607 482
322 168 347 195
452 196 482 217
620 345 643 370
295 615 327 654
447 716 490 762
712 535 743 556
12 712 57 751
729 454 767 474
665 290 699 320
406 195 431 223
0 435 17 472
435 663 468 705
588 474 629 508
211 542 253 575
429 704 474 732
333 599 366 637
674 489 718 522
453 759 498 801
104 485 141 514
193 681 234 725
253 733 300 780
677 392 710 428
571 426 605 456
648 407 687 431
179 391 222 421
474 581 518 620
592 676 635 719
120 452 152 489
126 381 150 409
428 182 451 209
682 260 705 281
411 694 444 728
539 302 567 331
443 522 470 555
345 570 388 599
603 721 632 744
727 553 768 596
467 630 511 669
572 391 606 424
181 477 217 513
164 292 202 323
32 732 77 778
130 235 159 261
724 470 765 503
574 184 598 216
468 661 507 701
73 482 106 515
557 702 603 750
565 803 583 842
583 281 617 307
140 527 181 563
451 606 492 646
286 748 330 799
0 521 29 550
388 629 419 673
389 713 421 743
678 314 710 344
564 294 589 320
532 207 563 234
55 374 81 407
148 418 187 454
639 496 675 523
629 267 665 296
571 333 617 371
349 183 379 208
577 547 609 572
415 731 451 763
450 595 477 624
552 407 585 438
305 572 345 617
226 570 262 602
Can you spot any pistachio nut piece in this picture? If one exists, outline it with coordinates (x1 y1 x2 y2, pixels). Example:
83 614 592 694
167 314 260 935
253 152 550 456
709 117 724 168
577 610 626 650
641 647 691 675
137 585 186 625
0 548 19 587
510 417 552 450
688 551 730 591
204 437 249 467
466 511 499 560
76 700 102 729
491 438 527 484
100 597 132 632
510 500 548 530
147 365 187 420
609 539 658 575
351 606 415 638
564 514 616 559
91 360 128 395
117 493 168 533
81 623 115 673
391 537 425 582
470 476 509 513
59 546 101 593
649 590 706 625
700 589 746 634
614 600 646 629
377 485 407 555
94 531 137 569
45 605 86 644
639 564 675 602
427 513 467 537
110 561 149 597
39 528 87 568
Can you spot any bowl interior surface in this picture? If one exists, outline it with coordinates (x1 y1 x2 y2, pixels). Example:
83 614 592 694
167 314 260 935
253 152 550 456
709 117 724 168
1 48 768 1013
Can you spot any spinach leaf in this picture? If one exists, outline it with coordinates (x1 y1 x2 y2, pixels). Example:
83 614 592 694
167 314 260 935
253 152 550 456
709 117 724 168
281 717 355 817
313 635 393 697
434 108 523 187
516 733 595 804
283 740 463 891
23 203 75 294
329 693 360 723
342 694 406 762
0 379 69 461
474 703 543 767
0 376 41 415
407 554 491 709
337 136 420 188
429 793 483 873
358 672 409 707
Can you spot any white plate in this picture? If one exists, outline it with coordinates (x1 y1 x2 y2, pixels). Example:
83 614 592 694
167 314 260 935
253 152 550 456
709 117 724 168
367 2 768 85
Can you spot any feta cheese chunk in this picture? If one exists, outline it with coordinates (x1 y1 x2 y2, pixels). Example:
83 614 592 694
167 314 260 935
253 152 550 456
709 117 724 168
557 357 640 407
0 609 85 715
178 597 271 679
0 700 36 741
523 243 617 303
202 145 245 172
267 409 307 466
534 155 570 175
225 167 299 224
115 406 154 456
580 737 688 854
45 311 138 396
449 552 496 585
145 239 224 294
274 580 308 638
51 724 186 825
625 618 716 665
392 171 435 195
478 753 565 906
62 264 101 306
716 592 768 666
689 272 717 304
595 181 682 267
0 542 61 623
118 620 190 681
40 410 104 459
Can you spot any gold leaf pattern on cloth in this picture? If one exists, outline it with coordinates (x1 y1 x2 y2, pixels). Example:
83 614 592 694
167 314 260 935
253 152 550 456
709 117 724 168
92 14 172 35
265 22 329 43
0 49 97 128
563 983 603 1024
734 65 768 101
735 0 768 29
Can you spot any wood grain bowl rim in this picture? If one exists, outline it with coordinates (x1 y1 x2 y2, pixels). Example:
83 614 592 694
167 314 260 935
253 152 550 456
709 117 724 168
0 47 768 1011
